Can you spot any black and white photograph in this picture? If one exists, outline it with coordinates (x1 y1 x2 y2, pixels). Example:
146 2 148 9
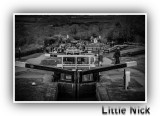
13 13 146 103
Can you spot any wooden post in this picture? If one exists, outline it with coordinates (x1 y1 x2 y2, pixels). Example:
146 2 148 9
79 71 82 83
75 56 77 69
89 56 91 69
73 70 79 100
93 72 100 82
123 69 126 89
62 57 63 69
98 49 100 67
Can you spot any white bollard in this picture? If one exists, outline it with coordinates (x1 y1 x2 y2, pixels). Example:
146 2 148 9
45 53 50 57
125 71 131 90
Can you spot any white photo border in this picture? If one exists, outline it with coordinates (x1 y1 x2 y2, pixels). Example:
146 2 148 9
13 13 147 103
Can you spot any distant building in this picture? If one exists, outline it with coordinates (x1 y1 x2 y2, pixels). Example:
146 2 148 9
91 36 101 43
90 36 98 43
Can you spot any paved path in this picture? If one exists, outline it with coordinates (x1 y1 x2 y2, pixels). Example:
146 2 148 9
100 67 145 91
26 54 49 65
102 57 113 66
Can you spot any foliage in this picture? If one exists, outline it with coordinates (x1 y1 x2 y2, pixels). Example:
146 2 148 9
15 15 145 51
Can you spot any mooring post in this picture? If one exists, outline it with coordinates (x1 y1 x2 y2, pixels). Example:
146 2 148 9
123 69 131 90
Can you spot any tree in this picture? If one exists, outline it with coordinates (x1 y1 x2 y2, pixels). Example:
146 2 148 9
70 24 79 35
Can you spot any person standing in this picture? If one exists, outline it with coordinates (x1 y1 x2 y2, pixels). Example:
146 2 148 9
113 47 121 64
98 52 103 66
18 47 21 60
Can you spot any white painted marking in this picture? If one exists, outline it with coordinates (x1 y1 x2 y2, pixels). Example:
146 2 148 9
126 61 137 67
72 69 76 71
57 64 62 67
15 61 26 67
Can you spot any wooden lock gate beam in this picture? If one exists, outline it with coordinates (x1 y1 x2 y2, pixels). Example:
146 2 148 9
15 61 137 76
80 61 137 75
15 61 137 84
15 61 74 75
